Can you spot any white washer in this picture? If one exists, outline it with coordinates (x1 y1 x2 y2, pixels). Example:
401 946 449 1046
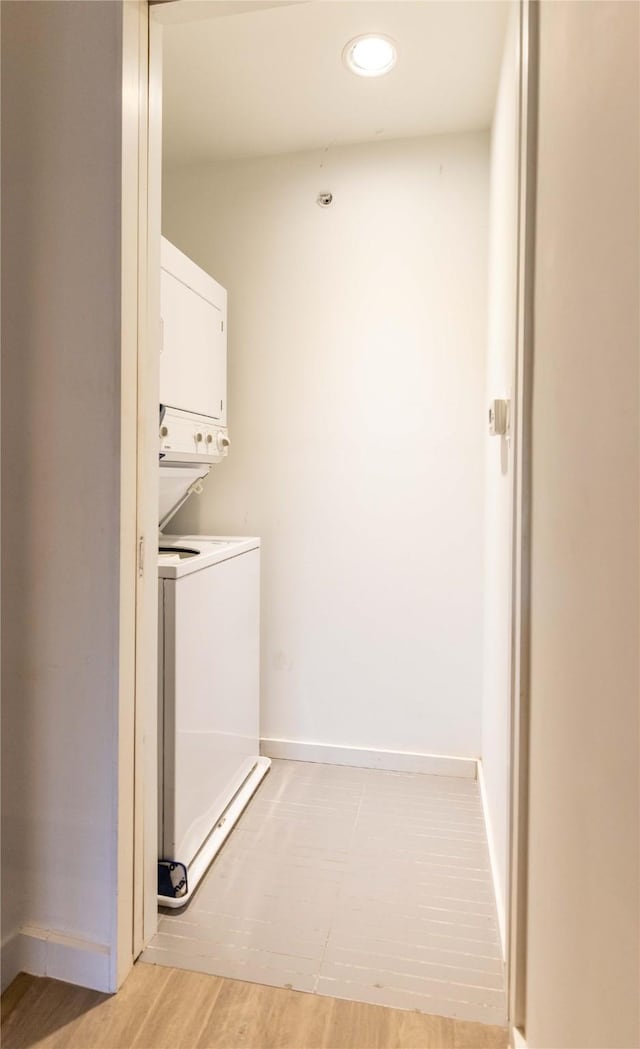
158 534 270 907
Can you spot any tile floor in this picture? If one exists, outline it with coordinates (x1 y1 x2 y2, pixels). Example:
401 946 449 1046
142 759 506 1026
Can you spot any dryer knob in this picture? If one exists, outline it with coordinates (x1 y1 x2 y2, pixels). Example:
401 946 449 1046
195 432 203 443
160 425 168 438
217 433 230 452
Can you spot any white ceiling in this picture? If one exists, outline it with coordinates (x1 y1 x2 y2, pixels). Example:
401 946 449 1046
154 2 300 27
162 1 510 167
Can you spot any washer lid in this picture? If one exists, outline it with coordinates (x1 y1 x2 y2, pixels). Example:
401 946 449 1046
158 545 200 563
159 463 210 530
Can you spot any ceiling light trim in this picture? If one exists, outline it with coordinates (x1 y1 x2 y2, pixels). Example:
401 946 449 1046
342 34 397 78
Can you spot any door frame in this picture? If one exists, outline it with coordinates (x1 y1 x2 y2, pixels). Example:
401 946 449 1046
134 6 164 960
123 2 539 1029
507 0 538 1037
118 0 163 989
118 0 151 990
129 1 164 967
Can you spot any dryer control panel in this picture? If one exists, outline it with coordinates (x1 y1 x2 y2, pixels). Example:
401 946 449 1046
160 406 230 464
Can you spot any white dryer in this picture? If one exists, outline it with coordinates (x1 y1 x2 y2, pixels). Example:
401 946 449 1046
157 534 269 908
160 236 227 424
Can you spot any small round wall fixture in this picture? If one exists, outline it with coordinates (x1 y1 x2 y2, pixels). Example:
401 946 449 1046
343 34 397 78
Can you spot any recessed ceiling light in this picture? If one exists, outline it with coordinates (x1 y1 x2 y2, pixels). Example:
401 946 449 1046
343 34 397 78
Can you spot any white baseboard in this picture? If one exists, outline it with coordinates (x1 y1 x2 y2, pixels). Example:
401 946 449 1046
477 759 506 958
511 1025 528 1048
1 925 112 993
0 930 33 992
260 738 477 779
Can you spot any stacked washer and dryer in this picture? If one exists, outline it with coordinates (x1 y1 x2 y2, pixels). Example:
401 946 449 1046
157 237 270 907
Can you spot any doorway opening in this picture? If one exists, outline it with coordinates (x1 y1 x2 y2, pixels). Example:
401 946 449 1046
136 0 527 1031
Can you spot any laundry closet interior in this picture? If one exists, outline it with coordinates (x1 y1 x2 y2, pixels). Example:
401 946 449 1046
144 0 519 1029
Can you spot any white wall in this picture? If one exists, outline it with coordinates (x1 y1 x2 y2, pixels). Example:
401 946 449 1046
1 0 127 992
163 133 489 760
525 2 639 1046
480 5 519 951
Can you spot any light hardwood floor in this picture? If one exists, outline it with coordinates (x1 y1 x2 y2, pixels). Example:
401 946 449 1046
1 963 508 1049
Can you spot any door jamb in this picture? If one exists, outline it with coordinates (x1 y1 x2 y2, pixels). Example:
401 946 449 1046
507 0 538 1036
118 0 151 990
119 0 162 985
136 6 164 959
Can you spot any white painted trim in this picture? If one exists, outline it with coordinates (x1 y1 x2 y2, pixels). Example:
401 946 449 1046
136 6 163 962
118 0 148 992
159 757 271 908
0 931 32 994
511 1025 528 1049
507 0 538 1029
260 739 477 779
1 927 111 993
478 759 506 958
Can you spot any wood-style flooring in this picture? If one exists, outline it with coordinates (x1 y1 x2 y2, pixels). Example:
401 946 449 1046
1 963 509 1048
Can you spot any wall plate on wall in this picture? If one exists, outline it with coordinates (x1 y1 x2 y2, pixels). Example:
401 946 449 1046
488 398 510 436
